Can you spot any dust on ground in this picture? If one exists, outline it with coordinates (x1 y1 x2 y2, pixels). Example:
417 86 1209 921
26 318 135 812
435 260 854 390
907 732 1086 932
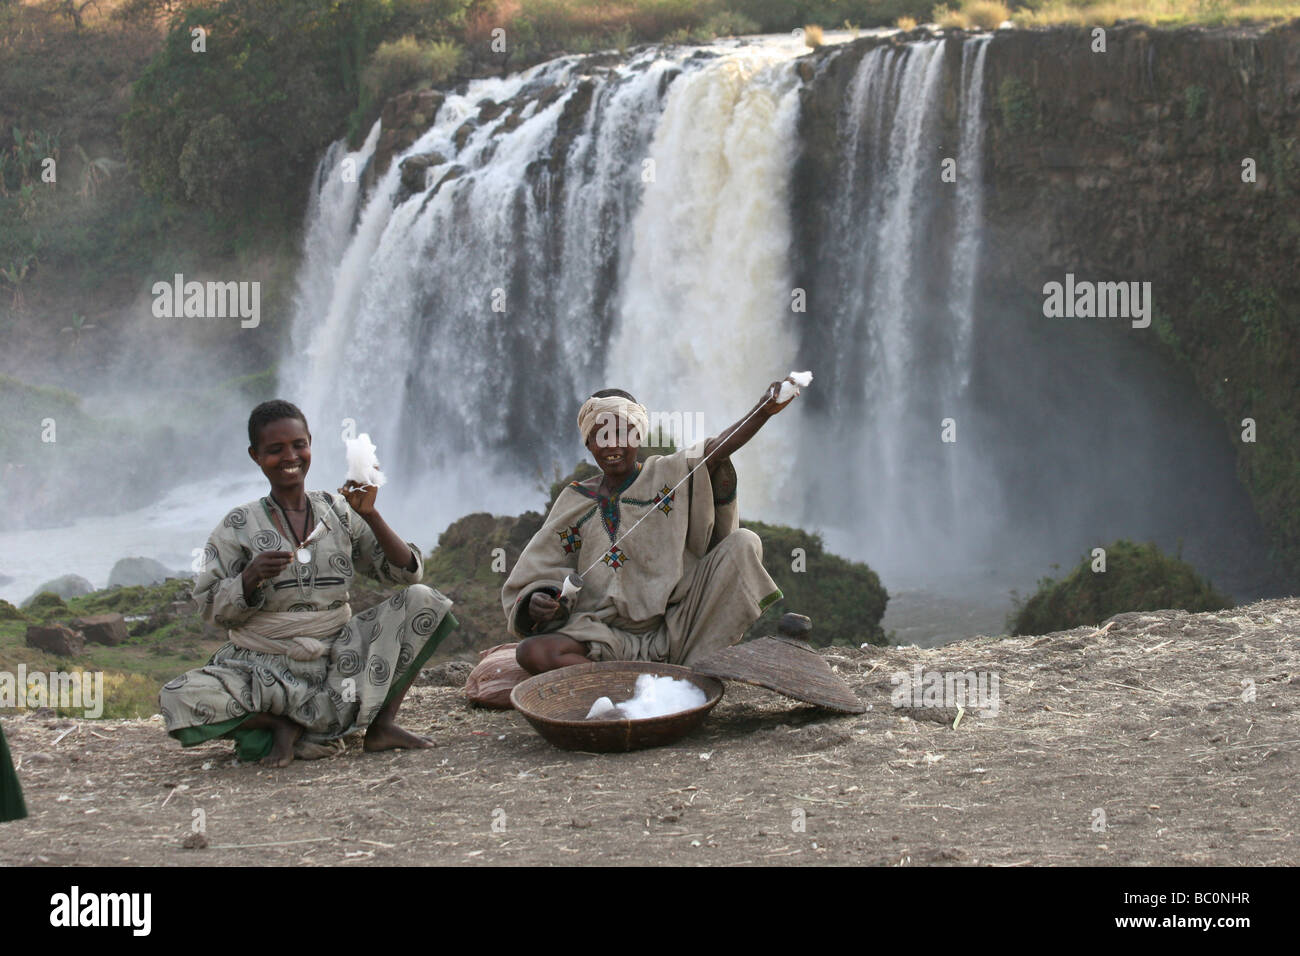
2 598 1297 866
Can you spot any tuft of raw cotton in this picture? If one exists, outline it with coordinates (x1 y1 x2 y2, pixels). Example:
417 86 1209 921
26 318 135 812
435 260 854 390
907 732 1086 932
777 369 813 403
344 433 387 488
560 574 583 604
585 696 620 720
584 673 707 720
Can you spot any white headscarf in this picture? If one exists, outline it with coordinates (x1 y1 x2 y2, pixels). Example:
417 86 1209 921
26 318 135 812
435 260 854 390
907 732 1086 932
577 395 650 446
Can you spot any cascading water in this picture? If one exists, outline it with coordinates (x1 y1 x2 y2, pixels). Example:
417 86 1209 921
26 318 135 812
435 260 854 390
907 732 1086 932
0 32 1282 616
289 36 817 537
802 37 1001 579
274 28 1273 611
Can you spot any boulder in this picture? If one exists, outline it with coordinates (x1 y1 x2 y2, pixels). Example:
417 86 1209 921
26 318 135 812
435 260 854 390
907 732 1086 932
476 98 506 123
107 556 173 588
21 574 93 607
398 151 447 194
75 613 129 646
25 624 85 657
453 120 476 152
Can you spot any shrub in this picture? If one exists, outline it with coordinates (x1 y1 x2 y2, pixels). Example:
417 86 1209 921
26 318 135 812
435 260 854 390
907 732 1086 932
427 38 463 81
1008 540 1233 636
704 10 759 36
363 35 433 99
24 592 69 619
743 519 889 647
997 75 1037 132
964 0 1010 26
896 16 918 29
803 22 825 46
932 4 969 27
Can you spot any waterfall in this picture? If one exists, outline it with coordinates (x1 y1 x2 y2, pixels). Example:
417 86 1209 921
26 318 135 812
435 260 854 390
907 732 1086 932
609 47 805 510
280 31 1276 601
288 38 811 534
803 36 997 579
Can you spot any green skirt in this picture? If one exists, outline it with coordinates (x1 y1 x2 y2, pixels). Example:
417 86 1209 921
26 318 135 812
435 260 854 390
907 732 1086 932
0 722 27 822
161 585 457 762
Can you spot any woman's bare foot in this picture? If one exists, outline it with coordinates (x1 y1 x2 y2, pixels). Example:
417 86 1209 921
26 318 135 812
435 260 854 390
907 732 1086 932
364 719 433 752
261 715 303 767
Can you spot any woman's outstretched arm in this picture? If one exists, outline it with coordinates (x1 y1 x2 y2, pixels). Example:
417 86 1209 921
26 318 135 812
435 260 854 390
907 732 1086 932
701 379 796 477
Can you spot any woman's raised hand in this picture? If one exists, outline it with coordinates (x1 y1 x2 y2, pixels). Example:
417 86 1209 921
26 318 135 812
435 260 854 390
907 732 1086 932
760 379 795 416
339 479 379 517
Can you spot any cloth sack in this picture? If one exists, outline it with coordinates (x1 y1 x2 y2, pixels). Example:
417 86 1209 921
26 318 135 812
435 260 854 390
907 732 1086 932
465 643 530 709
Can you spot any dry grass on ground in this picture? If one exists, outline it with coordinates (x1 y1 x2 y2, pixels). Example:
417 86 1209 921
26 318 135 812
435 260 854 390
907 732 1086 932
2 598 1296 865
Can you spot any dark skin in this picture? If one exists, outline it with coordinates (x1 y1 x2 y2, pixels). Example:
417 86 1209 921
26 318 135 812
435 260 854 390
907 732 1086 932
516 380 796 675
242 417 426 767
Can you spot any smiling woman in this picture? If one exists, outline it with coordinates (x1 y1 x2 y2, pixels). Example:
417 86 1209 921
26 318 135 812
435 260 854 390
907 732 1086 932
157 400 458 768
505 381 797 674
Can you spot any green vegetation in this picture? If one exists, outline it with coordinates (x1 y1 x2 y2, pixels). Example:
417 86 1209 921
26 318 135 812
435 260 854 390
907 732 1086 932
1184 83 1207 121
123 0 392 225
997 76 1038 133
363 34 462 104
1168 273 1300 579
1008 540 1233 635
1007 0 1300 27
743 520 889 647
0 578 209 718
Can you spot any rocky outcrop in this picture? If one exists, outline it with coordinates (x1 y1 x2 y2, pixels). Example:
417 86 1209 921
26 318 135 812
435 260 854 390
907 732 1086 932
21 575 93 607
107 557 176 588
375 88 445 175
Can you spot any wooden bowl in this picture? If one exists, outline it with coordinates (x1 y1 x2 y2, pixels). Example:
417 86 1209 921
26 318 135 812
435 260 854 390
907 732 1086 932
510 661 725 752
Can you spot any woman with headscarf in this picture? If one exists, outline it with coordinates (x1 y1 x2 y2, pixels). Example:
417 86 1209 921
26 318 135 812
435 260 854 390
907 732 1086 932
504 381 794 672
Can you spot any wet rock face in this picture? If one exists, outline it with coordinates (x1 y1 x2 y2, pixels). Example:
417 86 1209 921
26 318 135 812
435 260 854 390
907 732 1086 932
376 88 445 174
790 22 1300 303
398 151 447 195
975 23 1300 295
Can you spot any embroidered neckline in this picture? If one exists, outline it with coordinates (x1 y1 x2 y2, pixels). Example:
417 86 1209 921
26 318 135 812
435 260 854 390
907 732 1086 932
569 463 646 541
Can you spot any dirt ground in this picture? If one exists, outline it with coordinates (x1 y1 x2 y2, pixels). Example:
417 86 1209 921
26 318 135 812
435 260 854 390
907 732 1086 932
2 598 1297 866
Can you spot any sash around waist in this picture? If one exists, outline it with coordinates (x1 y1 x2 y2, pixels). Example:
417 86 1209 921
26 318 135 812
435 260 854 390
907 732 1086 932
228 606 352 661
595 608 665 636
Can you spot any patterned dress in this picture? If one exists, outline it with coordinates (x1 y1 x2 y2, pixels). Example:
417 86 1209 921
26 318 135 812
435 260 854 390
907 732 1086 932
160 491 456 761
501 441 781 665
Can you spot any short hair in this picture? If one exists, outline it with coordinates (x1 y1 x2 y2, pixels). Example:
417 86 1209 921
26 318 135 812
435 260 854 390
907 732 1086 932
591 388 638 403
248 400 309 450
